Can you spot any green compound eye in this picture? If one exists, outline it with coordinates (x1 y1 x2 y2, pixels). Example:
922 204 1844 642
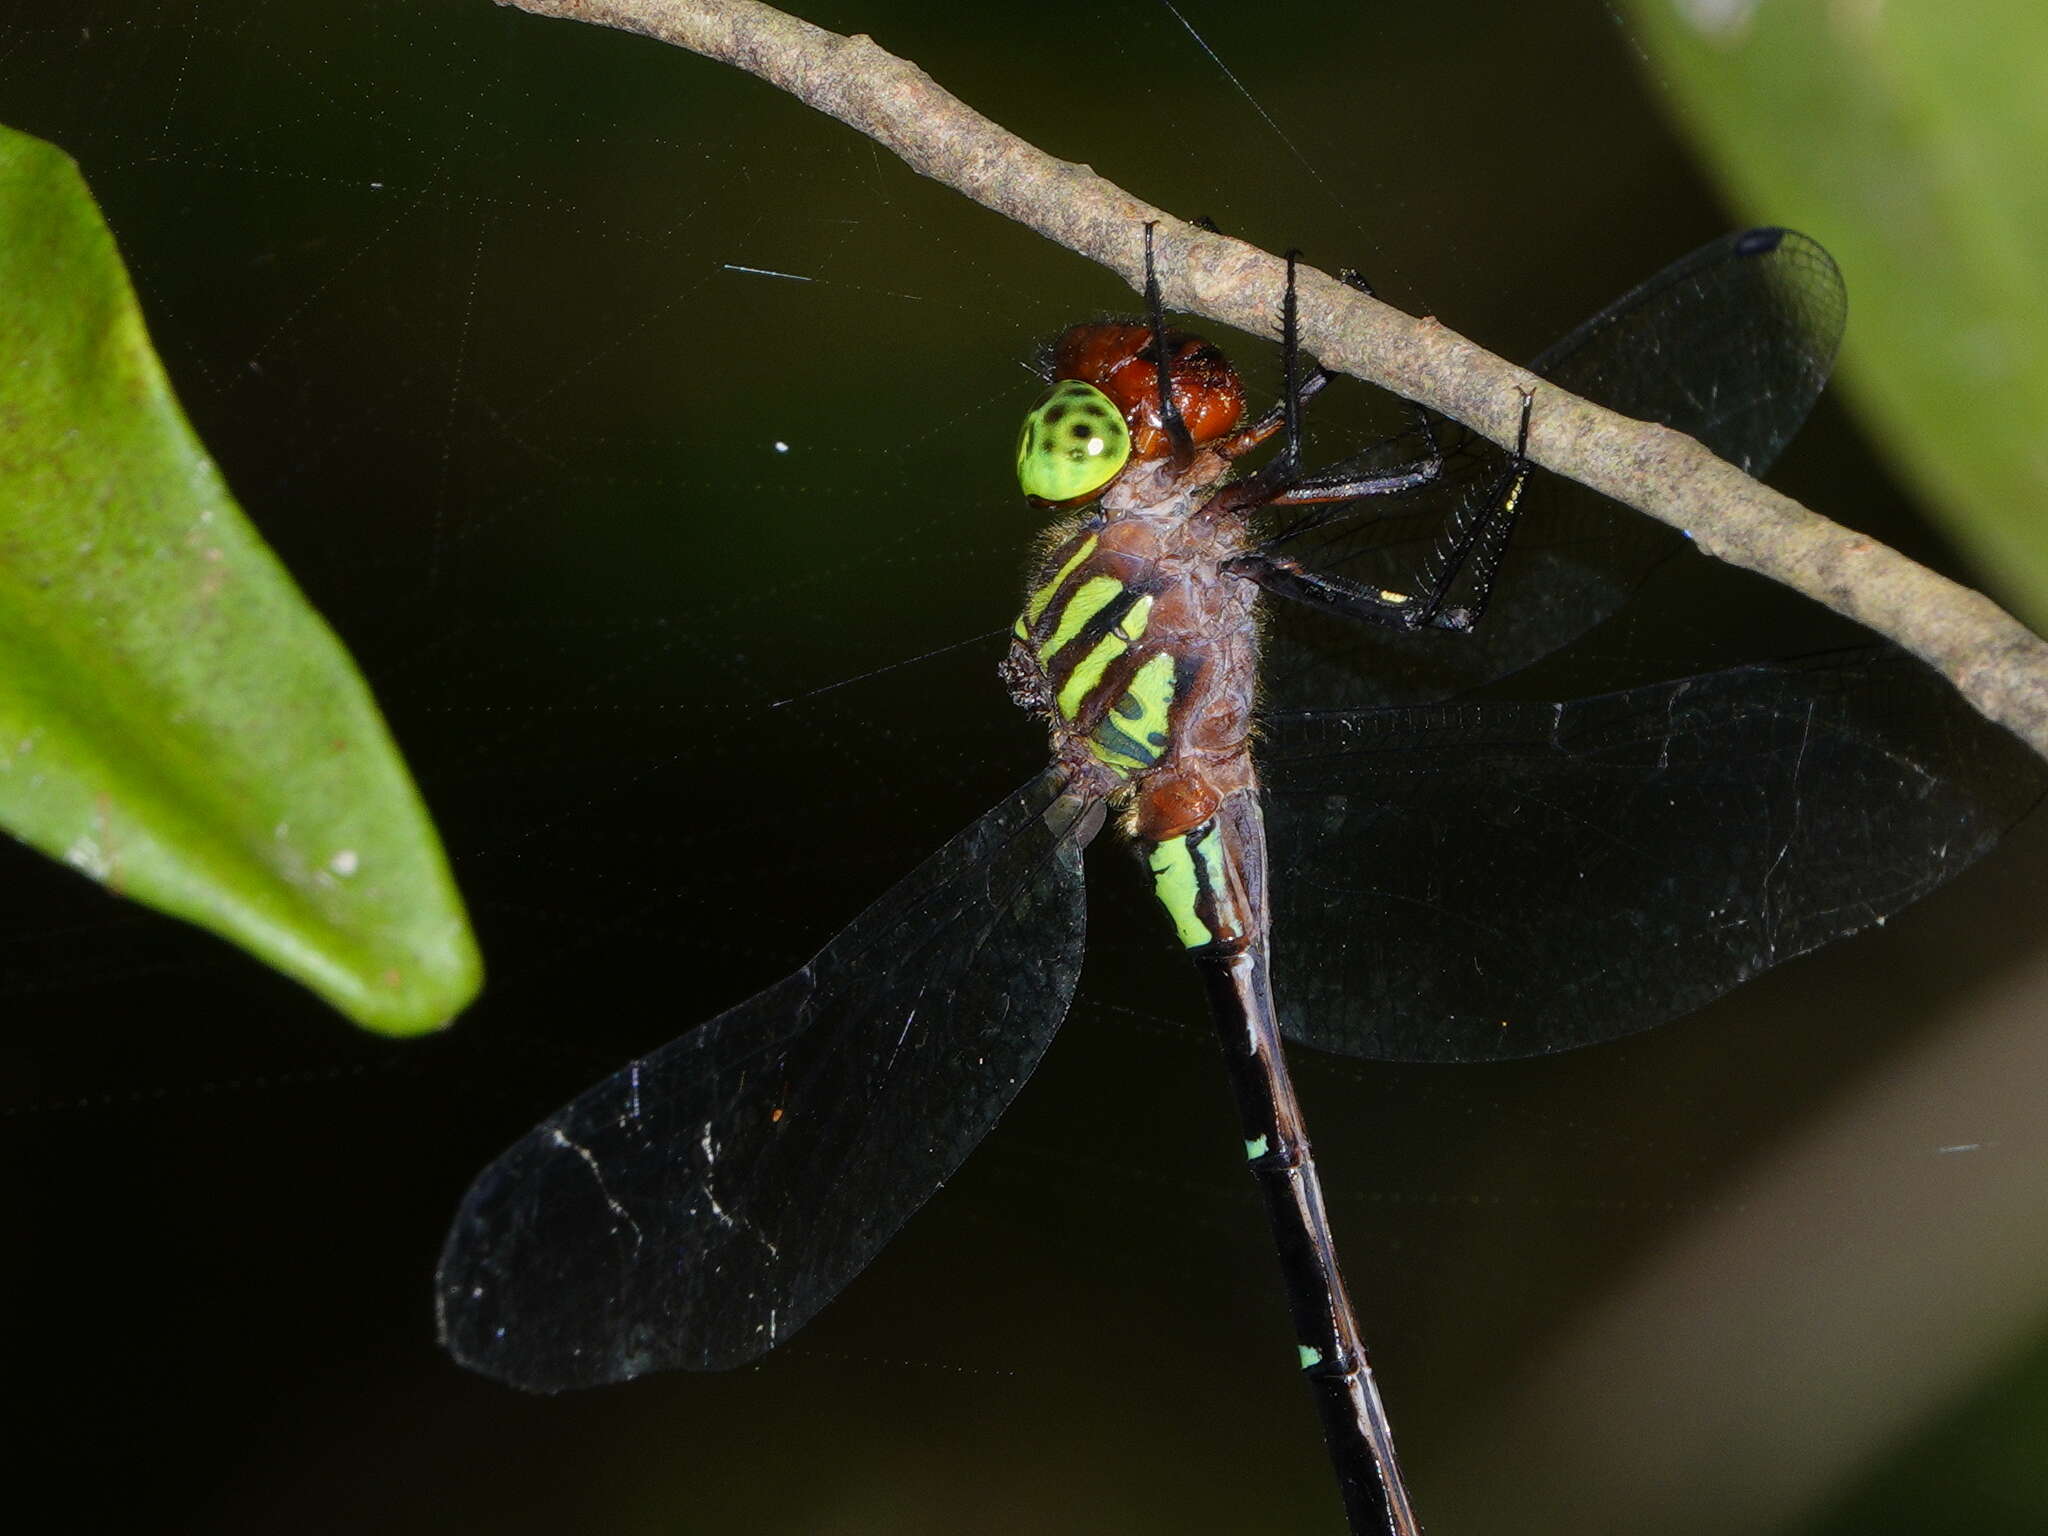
1016 379 1131 502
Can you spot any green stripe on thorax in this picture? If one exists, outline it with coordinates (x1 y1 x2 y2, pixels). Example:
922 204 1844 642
1024 532 1099 627
1055 593 1152 720
1037 574 1127 662
1086 651 1176 774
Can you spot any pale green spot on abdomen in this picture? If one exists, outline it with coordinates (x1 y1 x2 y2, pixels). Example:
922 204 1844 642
1147 830 1222 949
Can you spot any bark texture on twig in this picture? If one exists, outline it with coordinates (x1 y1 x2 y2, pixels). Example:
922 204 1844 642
495 0 2048 760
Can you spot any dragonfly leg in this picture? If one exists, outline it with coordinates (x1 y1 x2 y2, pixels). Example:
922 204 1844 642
1207 260 1445 519
1220 250 1313 507
1142 222 1197 467
1230 553 1481 633
1405 385 1535 630
1234 387 1535 634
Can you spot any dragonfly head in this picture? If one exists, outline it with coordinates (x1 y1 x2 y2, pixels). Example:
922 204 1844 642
1016 321 1246 508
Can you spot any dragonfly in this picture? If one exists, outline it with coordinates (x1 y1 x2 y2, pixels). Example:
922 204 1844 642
436 225 2042 1536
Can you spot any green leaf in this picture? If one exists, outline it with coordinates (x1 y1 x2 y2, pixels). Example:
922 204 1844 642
1624 0 2048 626
0 124 480 1036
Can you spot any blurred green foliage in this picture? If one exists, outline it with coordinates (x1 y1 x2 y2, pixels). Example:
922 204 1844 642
0 124 479 1035
1628 0 2048 625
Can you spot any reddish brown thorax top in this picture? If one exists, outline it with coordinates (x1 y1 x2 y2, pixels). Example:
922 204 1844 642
1052 322 1246 464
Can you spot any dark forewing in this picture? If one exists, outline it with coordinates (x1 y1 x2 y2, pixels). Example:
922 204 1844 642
1260 229 1846 713
1262 650 2043 1061
437 770 1100 1389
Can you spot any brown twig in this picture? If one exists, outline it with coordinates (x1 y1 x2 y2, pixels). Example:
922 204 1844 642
494 0 2048 760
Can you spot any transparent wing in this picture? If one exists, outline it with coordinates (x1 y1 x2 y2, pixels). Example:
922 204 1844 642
437 770 1101 1390
1262 650 2044 1061
1261 228 1846 713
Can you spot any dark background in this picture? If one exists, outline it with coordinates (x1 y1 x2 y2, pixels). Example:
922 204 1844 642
4 3 2046 1532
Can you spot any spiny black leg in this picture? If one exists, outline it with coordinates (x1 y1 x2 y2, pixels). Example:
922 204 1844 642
1207 246 1529 635
1236 388 1537 635
1228 256 1445 497
1143 222 1195 465
1267 291 1444 506
1265 429 1443 506
1219 264 1379 457
1280 251 1304 478
1228 553 1480 634
1416 386 1534 629
1226 250 1312 504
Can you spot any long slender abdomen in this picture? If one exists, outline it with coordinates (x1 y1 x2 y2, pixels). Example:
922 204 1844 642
1153 790 1420 1536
